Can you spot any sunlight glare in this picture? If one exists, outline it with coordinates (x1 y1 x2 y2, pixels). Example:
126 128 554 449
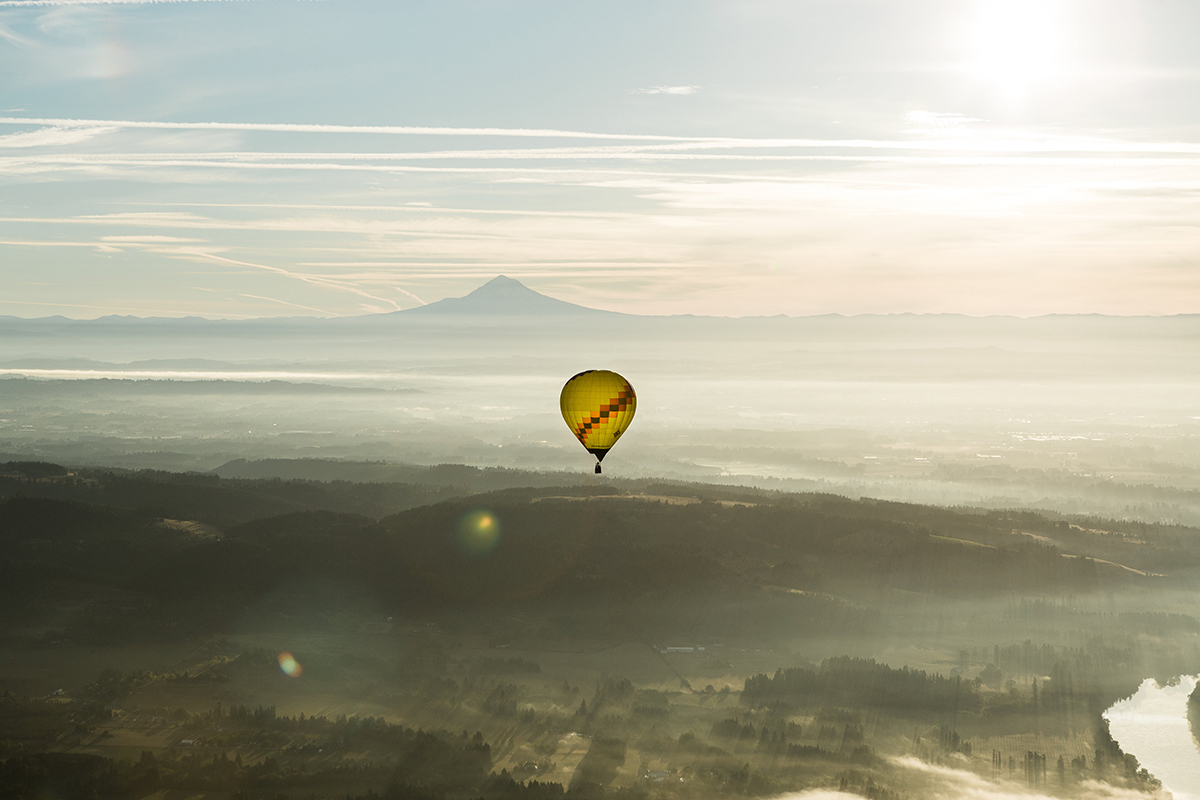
967 0 1070 97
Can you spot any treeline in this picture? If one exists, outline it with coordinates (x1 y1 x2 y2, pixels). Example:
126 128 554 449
1005 600 1200 634
0 463 462 525
0 697 496 800
0 463 1180 644
990 638 1140 686
0 693 97 754
0 738 488 800
0 749 649 800
469 656 542 675
742 657 980 714
709 717 854 758
973 634 1200 714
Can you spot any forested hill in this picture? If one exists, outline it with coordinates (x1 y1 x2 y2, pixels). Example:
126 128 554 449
0 460 1194 646
0 460 594 525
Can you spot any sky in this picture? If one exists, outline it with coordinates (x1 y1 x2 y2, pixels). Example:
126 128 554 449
2 0 1200 318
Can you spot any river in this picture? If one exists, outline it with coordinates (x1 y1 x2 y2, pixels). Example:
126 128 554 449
1105 675 1200 800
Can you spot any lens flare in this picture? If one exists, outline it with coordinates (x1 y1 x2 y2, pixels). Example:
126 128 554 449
456 510 501 556
277 651 303 677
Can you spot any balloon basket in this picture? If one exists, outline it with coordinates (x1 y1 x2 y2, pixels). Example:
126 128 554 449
595 463 602 474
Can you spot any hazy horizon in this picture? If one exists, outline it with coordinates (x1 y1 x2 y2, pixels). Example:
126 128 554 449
5 274 1200 322
5 282 1200 528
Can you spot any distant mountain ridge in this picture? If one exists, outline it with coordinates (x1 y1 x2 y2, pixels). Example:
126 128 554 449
2 276 1200 324
399 275 614 317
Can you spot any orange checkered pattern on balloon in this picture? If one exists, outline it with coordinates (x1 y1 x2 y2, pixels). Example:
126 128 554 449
574 387 633 446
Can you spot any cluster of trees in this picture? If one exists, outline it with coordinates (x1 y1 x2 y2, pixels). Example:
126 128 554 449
3 460 1177 629
571 738 626 788
0 467 1175 651
0 692 94 755
742 657 980 714
1093 720 1162 789
708 716 869 759
836 770 901 800
0 740 495 800
0 461 69 479
469 656 542 675
711 718 803 745
0 695 500 800
0 462 461 525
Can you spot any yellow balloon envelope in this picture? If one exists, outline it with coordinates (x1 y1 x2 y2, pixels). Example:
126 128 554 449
560 370 636 472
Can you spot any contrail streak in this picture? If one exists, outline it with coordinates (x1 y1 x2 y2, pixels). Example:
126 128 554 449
0 116 697 142
0 0 262 7
3 116 1199 154
190 252 426 308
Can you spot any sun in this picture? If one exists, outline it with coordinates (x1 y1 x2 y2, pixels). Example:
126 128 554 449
965 0 1070 98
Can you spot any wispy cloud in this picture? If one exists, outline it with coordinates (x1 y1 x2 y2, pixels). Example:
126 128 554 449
100 234 203 242
0 367 383 378
0 238 104 247
905 110 984 129
0 21 35 45
0 116 696 141
3 117 1199 158
0 0 259 6
0 211 613 243
0 125 116 148
186 252 427 309
0 298 263 318
631 85 700 95
4 111 1200 318
150 202 634 220
238 293 340 316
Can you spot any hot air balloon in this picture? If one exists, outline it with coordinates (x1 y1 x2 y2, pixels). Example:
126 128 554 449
560 370 636 474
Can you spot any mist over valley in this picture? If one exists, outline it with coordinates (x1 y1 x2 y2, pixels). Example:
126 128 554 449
5 277 1199 524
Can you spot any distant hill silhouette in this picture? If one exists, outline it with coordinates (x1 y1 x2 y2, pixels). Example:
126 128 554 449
399 275 615 317
3 275 1200 330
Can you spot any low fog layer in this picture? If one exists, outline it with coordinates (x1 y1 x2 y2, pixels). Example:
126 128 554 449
3 279 1198 524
